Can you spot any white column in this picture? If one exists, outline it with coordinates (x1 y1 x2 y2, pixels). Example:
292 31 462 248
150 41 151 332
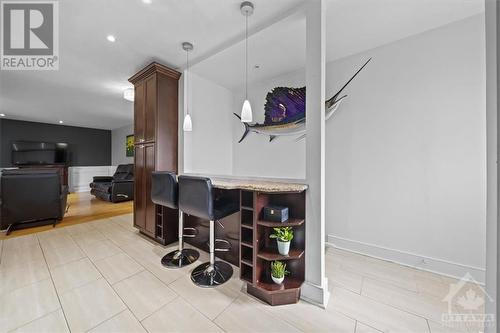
302 0 329 307
485 0 498 330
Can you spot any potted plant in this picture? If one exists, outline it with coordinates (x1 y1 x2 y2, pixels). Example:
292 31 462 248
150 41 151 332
269 227 294 255
271 260 289 285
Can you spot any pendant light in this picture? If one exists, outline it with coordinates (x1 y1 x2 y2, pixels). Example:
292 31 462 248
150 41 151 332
183 42 193 132
240 1 254 123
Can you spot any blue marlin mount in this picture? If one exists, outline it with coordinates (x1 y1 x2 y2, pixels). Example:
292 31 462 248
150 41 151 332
234 58 371 143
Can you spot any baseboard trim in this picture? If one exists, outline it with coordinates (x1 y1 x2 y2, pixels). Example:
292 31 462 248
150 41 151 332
327 235 485 284
300 278 330 308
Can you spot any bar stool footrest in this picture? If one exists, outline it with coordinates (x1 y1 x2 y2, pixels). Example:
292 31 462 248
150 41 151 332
182 227 198 238
210 239 231 252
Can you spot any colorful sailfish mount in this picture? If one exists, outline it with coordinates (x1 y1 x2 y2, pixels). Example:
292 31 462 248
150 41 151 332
234 58 372 143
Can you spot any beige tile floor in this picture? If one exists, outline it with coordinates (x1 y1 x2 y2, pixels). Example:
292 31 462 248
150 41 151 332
0 214 486 333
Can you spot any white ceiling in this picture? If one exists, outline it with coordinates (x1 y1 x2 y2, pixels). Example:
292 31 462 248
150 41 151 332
193 0 485 90
0 0 484 130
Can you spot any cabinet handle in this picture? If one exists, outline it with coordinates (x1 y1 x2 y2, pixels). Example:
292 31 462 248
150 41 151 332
138 145 144 149
139 139 145 142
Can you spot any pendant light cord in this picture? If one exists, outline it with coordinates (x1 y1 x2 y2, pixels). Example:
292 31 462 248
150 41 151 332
245 14 248 100
186 49 189 116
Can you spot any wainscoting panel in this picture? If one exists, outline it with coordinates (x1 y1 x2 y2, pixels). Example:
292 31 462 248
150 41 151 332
68 166 117 192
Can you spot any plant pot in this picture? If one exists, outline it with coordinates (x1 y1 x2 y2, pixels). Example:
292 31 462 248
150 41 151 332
272 275 284 284
277 240 290 255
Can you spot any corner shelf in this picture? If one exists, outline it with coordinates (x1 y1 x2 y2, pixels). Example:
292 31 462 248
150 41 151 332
238 190 306 306
257 218 304 228
257 248 304 261
255 278 303 293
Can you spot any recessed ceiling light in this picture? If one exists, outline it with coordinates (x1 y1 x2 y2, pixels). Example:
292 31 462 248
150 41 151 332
254 65 260 69
107 35 116 42
0 113 5 117
142 0 152 3
58 120 64 124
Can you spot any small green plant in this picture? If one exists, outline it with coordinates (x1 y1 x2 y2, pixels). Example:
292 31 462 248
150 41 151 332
271 261 289 278
269 227 294 242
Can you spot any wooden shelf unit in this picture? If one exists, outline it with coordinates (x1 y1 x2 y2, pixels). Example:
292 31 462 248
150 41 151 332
239 190 306 306
257 248 304 261
155 205 178 245
239 191 255 286
257 218 304 228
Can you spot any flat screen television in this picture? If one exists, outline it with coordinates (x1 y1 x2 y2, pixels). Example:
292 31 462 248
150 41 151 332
11 141 68 166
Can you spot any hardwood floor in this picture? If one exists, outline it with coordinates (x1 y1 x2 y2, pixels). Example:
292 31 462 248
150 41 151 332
0 192 133 240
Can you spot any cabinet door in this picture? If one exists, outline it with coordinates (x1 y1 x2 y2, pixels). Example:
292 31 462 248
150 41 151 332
144 143 156 234
134 145 146 230
134 81 145 144
145 76 157 143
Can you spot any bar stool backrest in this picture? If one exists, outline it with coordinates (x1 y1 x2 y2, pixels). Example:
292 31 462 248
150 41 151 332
178 175 214 220
151 171 178 209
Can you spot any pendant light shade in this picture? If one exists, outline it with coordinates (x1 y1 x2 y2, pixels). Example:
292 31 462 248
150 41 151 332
241 99 252 123
183 113 193 131
183 42 194 132
240 1 254 123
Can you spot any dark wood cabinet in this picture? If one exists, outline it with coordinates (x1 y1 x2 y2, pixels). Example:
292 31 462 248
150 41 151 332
133 144 146 230
144 143 156 234
145 76 157 143
134 81 145 144
129 63 181 243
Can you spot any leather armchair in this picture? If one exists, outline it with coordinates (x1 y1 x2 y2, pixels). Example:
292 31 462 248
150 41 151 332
89 164 134 203
0 169 68 234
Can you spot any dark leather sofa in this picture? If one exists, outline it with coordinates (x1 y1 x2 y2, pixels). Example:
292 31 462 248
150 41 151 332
0 169 68 234
89 164 134 203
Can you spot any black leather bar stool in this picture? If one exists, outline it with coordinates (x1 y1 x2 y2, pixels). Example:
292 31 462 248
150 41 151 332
151 172 199 268
178 175 239 287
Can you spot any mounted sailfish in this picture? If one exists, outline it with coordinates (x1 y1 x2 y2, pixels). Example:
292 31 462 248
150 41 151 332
234 58 371 143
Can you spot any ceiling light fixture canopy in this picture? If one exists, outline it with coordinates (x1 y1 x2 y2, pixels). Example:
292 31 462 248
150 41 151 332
240 1 254 123
123 88 134 101
183 42 194 132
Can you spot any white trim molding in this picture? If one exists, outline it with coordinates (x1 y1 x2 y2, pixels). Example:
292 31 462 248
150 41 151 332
301 279 330 309
327 234 485 284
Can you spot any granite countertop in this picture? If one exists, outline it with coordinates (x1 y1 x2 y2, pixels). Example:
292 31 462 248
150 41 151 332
207 177 308 193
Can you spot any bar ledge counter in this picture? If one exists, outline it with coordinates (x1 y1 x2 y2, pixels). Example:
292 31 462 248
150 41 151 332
175 174 308 306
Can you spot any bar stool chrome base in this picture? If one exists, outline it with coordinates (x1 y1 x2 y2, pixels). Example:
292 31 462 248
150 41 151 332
161 248 200 268
191 261 233 287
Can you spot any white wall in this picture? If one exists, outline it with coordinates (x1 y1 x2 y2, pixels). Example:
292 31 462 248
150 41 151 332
227 15 486 280
326 15 486 281
112 124 134 166
183 72 233 175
